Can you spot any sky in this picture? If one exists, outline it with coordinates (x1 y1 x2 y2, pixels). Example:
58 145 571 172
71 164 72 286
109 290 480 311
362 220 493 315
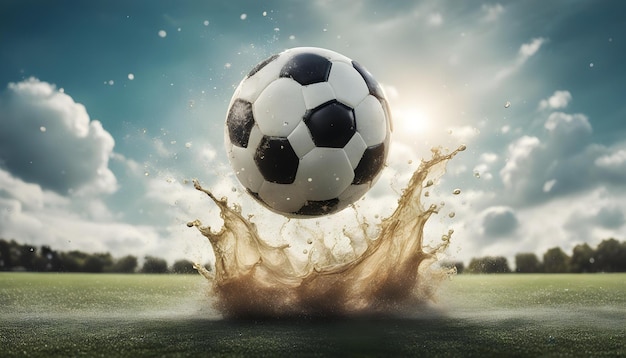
1 0 625 267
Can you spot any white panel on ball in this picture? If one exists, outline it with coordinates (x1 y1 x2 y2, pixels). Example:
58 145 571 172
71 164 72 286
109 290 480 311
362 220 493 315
296 148 354 200
236 54 292 103
354 95 387 146
229 145 264 193
258 181 307 213
301 82 336 110
343 132 367 169
327 62 370 108
253 78 306 137
247 125 264 151
287 121 316 159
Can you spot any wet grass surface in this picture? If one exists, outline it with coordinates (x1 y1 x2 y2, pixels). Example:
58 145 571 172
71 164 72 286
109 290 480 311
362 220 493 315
1 273 624 357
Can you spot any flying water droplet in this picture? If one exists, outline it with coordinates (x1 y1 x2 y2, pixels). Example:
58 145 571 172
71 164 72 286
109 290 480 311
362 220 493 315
504 101 511 108
452 189 461 195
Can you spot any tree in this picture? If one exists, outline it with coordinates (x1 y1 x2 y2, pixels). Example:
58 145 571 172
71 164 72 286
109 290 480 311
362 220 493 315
440 260 465 274
0 239 14 271
595 238 626 272
82 253 113 273
34 245 62 272
467 256 511 273
570 243 596 273
543 247 570 273
110 255 138 273
515 253 542 273
59 251 87 272
141 256 168 273
19 244 38 271
171 259 196 274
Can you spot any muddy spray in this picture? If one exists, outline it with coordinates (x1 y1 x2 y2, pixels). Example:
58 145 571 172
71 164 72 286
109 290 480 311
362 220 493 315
187 146 465 318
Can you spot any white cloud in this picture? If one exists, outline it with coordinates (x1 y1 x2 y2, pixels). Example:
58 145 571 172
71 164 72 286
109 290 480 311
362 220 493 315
482 3 504 22
495 37 547 81
499 135 541 188
544 112 590 132
543 179 557 193
595 149 626 168
428 12 443 26
519 37 545 58
539 90 572 110
447 125 480 143
0 78 117 195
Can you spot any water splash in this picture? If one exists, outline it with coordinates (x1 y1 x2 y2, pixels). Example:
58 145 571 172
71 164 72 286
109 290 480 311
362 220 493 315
188 146 464 318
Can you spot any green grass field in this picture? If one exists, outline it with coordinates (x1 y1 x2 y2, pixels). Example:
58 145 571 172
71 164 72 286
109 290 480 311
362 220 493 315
1 273 624 357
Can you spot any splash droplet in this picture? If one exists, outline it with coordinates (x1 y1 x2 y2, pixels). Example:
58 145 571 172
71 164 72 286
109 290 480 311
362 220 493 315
452 189 461 195
425 179 434 187
158 30 167 38
474 172 481 178
504 101 511 108
39 126 46 132
240 13 247 20
448 212 455 218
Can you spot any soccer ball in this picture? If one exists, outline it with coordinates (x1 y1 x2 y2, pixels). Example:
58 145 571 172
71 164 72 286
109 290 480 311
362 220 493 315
224 47 392 217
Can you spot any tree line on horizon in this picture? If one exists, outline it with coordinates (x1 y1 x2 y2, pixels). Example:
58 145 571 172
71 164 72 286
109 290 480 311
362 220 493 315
445 238 626 274
1 237 625 274
0 238 207 274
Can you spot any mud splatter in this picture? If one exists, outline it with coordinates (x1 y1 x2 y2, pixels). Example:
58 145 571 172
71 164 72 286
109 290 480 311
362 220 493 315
188 146 464 318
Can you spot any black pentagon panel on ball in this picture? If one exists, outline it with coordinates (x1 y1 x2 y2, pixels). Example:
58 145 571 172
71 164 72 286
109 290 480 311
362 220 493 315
254 136 299 184
226 99 255 148
280 53 332 85
304 100 356 148
352 142 386 185
247 54 279 77
352 61 385 100
296 198 341 216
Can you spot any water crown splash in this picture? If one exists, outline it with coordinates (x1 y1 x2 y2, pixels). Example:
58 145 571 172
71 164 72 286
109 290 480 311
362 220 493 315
188 146 465 318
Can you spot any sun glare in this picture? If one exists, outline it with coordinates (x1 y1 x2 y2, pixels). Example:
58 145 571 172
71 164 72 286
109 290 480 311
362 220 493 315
394 107 431 134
